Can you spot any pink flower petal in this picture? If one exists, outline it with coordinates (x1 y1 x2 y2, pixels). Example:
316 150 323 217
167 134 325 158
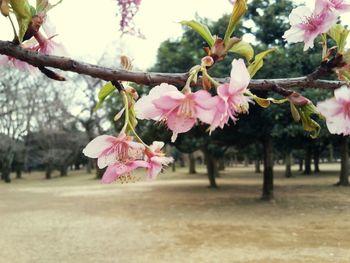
289 6 313 25
193 90 218 109
97 152 117 169
217 83 230 100
147 156 173 178
101 160 148 184
167 114 196 142
83 135 116 158
153 95 181 111
283 27 305 43
284 5 338 51
101 164 127 183
135 83 179 120
149 141 165 152
230 59 250 91
334 85 350 100
147 162 162 178
317 86 350 135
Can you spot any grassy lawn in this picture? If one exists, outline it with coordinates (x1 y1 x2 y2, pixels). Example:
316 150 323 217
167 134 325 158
0 164 349 263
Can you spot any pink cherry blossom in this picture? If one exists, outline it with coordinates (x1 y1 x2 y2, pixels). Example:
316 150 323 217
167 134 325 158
283 6 338 51
317 85 350 135
0 55 36 72
82 133 145 169
0 42 37 72
210 59 251 132
135 83 217 142
116 0 143 37
101 160 148 184
40 14 57 37
144 141 174 178
37 38 66 56
315 0 350 14
33 31 67 57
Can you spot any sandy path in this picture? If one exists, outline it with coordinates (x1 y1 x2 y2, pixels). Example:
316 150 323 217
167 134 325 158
0 165 350 263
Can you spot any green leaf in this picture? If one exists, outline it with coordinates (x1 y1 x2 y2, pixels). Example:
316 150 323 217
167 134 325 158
180 20 215 47
254 96 270 108
290 103 300 122
9 0 33 43
29 4 36 16
328 24 349 52
126 93 138 134
36 0 48 13
248 48 276 78
224 0 247 44
94 82 116 111
229 40 254 61
36 0 62 13
295 103 321 138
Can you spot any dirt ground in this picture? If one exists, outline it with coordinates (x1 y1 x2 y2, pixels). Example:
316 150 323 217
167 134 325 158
0 164 350 263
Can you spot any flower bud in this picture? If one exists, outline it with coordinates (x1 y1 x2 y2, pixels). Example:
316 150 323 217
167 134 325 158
288 92 311 107
201 56 214 67
125 86 139 100
120 55 133 71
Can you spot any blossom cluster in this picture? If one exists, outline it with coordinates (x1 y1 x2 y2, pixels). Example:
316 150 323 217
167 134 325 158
135 58 251 142
283 0 350 51
83 133 173 183
116 0 143 37
0 13 65 71
281 0 350 136
82 58 250 183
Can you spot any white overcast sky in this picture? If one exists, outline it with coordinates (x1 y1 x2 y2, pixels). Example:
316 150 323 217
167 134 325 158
1 0 349 70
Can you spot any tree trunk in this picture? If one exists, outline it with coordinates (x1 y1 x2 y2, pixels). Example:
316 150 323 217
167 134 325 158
298 158 303 172
60 166 68 177
172 161 176 172
244 154 249 167
188 152 196 174
179 157 185 167
313 148 320 173
96 167 106 179
255 159 261 173
16 169 22 179
336 136 349 186
1 160 11 183
218 158 225 171
203 149 217 188
328 144 334 163
233 154 238 167
1 170 11 183
86 159 93 174
261 136 274 200
285 152 292 178
45 164 52 179
304 145 312 175
1 151 14 183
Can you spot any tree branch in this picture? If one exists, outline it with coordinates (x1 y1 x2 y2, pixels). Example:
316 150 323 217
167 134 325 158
0 40 345 92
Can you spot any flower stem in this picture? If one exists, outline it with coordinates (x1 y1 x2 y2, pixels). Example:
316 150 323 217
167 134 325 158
321 33 327 60
121 91 129 133
202 69 220 87
121 90 149 148
8 15 18 41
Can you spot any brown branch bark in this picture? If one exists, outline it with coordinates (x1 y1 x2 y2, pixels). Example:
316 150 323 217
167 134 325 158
0 40 345 92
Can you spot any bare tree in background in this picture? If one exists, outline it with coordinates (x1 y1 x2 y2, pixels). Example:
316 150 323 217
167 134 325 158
0 68 87 182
